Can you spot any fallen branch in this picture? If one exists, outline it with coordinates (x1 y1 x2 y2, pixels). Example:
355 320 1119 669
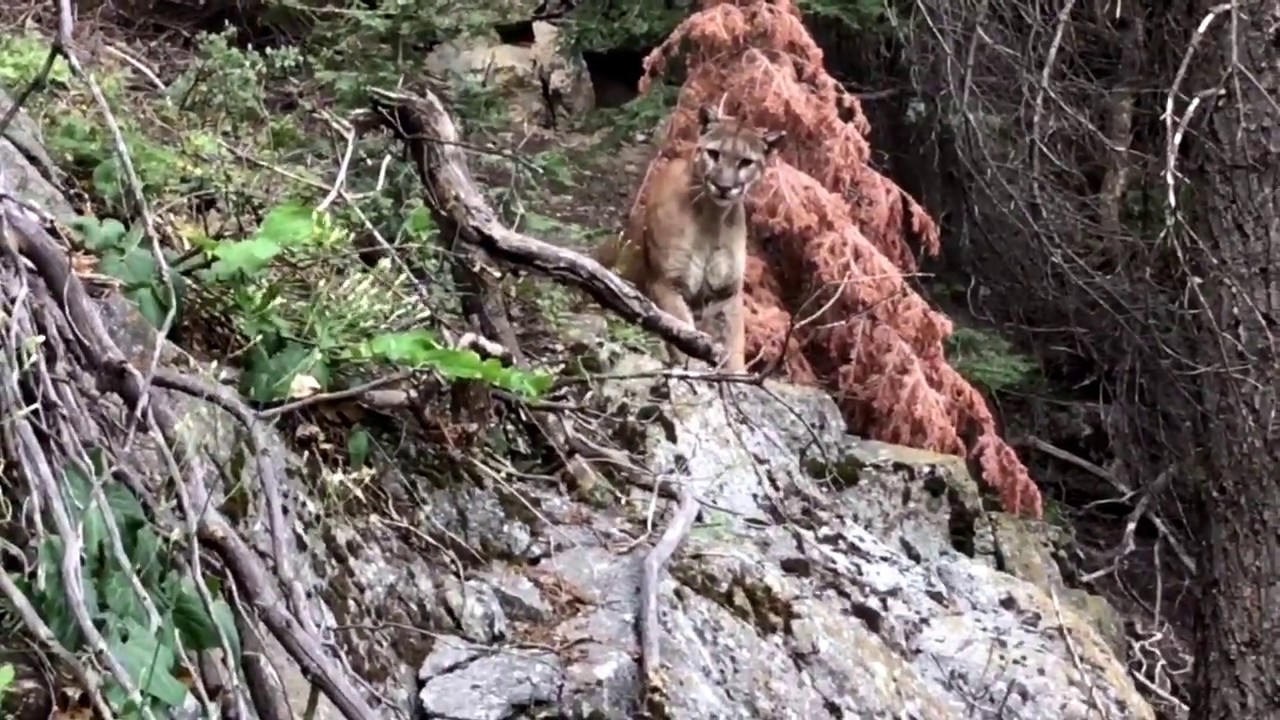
356 91 724 696
637 483 701 709
361 87 724 367
1013 435 1194 575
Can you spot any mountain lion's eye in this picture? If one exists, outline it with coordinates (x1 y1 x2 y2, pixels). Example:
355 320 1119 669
705 149 720 162
738 158 754 169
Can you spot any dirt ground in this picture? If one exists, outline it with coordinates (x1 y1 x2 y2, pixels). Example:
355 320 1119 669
467 124 657 250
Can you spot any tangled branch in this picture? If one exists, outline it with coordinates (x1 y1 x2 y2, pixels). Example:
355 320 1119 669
0 196 384 718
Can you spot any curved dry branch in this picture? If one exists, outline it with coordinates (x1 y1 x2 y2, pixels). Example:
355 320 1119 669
362 87 724 367
637 486 700 708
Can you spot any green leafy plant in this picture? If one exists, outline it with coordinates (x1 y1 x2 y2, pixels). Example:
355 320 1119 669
585 82 679 141
69 199 553 403
563 0 686 52
45 101 249 219
796 0 888 31
0 31 72 89
0 663 13 703
347 426 372 469
192 203 554 402
945 326 1040 393
527 150 577 188
168 29 303 129
202 202 320 280
297 0 516 114
356 329 554 397
69 216 186 329
17 450 241 717
450 75 511 130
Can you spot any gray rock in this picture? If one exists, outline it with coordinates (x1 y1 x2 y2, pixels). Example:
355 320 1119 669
424 21 594 127
418 638 562 720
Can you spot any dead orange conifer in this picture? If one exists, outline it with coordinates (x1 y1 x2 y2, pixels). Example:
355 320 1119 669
627 0 1042 517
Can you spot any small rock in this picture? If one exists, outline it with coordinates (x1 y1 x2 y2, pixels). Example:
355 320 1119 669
440 577 509 643
418 646 563 720
483 565 555 623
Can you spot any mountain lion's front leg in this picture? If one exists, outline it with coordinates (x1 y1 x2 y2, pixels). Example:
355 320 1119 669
718 292 746 374
647 277 697 368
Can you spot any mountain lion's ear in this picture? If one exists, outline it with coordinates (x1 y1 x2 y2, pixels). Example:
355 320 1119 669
763 130 786 155
698 105 720 132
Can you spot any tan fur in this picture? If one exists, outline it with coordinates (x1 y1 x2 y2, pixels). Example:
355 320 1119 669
594 106 785 372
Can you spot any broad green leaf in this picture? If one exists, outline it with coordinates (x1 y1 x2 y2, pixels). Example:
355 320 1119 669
170 577 220 651
209 598 242 660
0 662 15 692
117 246 159 286
102 482 147 526
242 342 322 402
103 573 144 624
209 236 284 279
256 203 318 247
69 216 105 251
309 357 332 391
62 460 108 567
109 622 189 708
62 458 91 504
521 212 559 233
361 330 553 398
101 219 130 246
104 683 129 713
403 206 435 239
130 526 163 587
504 370 555 397
91 159 122 204
123 224 147 250
81 561 102 623
171 577 241 658
128 287 169 330
363 329 441 361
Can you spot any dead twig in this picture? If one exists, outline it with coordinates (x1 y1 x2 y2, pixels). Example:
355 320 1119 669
637 481 701 708
1013 435 1195 576
1049 587 1112 719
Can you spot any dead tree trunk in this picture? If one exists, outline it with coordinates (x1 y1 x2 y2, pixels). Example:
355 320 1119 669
1184 1 1280 715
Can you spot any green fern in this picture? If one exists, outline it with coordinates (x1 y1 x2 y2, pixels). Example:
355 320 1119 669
945 327 1040 393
